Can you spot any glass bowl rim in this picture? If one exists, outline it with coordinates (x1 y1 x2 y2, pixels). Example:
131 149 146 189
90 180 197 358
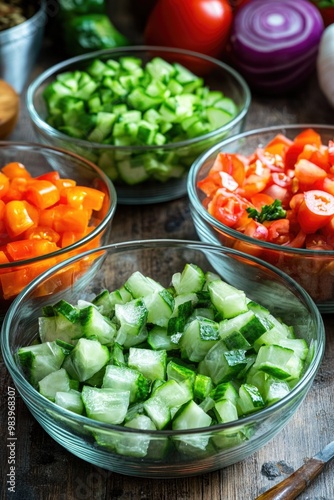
26 45 251 152
1 238 325 437
188 123 334 256
0 140 117 267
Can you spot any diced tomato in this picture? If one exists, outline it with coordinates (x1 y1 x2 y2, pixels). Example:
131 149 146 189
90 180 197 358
297 190 334 234
209 152 246 186
250 193 275 212
267 219 291 244
305 233 333 251
197 128 334 251
313 176 334 196
294 159 327 185
243 219 268 241
208 188 249 228
298 144 330 172
294 128 322 149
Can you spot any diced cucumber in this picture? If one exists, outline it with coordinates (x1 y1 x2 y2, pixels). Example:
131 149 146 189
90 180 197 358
172 263 206 295
147 326 179 351
92 289 115 317
143 395 171 430
210 381 239 405
219 310 267 345
54 389 84 414
193 373 213 401
102 365 150 403
208 280 248 319
17 260 310 450
38 368 71 401
115 415 156 457
18 341 66 386
214 398 238 424
253 344 303 380
199 340 248 384
152 379 192 410
128 347 167 381
124 270 164 297
80 305 116 345
180 317 220 362
114 298 148 345
62 338 110 382
237 383 265 415
38 314 82 345
144 289 174 327
82 386 130 424
166 360 196 393
172 400 212 450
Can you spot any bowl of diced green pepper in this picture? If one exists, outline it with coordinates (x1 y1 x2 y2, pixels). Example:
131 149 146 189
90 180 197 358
1 239 324 477
26 46 251 205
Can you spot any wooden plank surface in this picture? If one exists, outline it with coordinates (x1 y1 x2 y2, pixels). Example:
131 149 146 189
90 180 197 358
1 2 334 498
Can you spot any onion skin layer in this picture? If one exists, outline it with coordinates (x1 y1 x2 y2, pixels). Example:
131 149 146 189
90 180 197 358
229 0 324 94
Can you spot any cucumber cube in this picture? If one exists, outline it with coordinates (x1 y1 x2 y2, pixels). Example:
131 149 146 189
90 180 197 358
82 386 130 425
214 398 238 424
180 317 220 362
102 365 150 403
208 280 248 319
39 368 71 401
237 384 265 415
128 347 167 381
18 341 66 386
254 344 303 380
55 389 84 414
64 338 110 382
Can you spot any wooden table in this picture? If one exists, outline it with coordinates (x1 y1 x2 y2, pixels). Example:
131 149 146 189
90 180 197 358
1 3 334 498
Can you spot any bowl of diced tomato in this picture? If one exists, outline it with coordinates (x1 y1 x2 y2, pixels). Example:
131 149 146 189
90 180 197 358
0 141 117 320
188 125 334 312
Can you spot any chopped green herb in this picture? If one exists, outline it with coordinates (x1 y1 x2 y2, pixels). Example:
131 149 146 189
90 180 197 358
246 199 287 223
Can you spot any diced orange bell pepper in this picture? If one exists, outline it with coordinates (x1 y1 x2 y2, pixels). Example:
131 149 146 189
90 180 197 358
25 179 60 209
63 185 105 211
6 239 60 261
2 162 32 179
4 200 35 237
0 172 10 199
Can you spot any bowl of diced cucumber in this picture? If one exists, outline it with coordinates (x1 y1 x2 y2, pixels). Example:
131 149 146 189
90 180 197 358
26 46 251 205
1 239 324 477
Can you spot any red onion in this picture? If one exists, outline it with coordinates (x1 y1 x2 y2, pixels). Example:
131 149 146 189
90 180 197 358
229 0 324 94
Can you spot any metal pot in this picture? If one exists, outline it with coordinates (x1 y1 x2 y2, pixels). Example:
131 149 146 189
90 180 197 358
0 1 47 93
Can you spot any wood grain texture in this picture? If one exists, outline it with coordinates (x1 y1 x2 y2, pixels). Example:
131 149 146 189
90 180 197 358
1 2 334 499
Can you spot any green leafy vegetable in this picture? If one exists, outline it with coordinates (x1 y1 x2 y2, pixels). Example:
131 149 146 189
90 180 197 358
246 199 287 223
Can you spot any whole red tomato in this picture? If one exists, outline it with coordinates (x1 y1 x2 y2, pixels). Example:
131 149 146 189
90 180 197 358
144 0 233 59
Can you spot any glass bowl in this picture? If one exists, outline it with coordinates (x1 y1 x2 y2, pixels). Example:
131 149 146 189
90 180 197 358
1 239 324 478
26 45 251 205
188 124 334 313
0 141 116 320
187 124 334 313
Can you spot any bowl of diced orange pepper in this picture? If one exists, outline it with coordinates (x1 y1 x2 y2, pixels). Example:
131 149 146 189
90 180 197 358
188 124 334 313
0 141 117 319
